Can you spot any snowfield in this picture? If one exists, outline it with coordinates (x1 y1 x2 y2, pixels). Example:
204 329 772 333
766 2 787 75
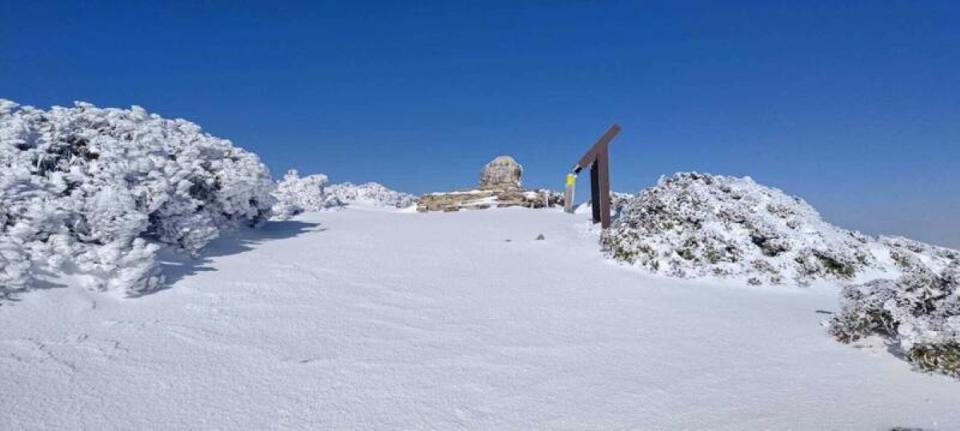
2 206 959 430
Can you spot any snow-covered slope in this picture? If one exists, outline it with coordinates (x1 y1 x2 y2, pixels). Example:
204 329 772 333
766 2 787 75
603 172 958 285
1 206 958 429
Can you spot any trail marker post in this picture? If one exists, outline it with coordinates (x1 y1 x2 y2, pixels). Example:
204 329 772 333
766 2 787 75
563 173 576 213
565 124 621 228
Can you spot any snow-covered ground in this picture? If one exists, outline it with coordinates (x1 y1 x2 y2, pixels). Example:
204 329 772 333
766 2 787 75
2 206 958 429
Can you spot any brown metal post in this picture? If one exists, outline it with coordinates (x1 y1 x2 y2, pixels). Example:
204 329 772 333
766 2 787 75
597 143 612 228
589 160 601 223
570 124 620 229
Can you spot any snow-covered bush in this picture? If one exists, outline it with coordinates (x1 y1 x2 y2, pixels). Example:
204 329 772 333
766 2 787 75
271 170 343 218
272 171 415 217
601 172 956 285
830 260 960 378
0 100 274 296
326 182 416 208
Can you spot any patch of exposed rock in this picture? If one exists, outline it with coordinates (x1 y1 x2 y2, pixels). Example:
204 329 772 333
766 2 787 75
417 155 562 212
479 155 523 190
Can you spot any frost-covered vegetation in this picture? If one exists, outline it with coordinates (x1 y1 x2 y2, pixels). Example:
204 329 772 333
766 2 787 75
272 170 415 218
271 170 343 219
830 259 960 379
601 172 960 378
0 100 274 297
326 182 416 208
601 172 957 286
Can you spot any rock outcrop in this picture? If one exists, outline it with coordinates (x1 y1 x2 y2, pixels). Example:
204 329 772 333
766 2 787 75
417 155 561 212
479 156 522 190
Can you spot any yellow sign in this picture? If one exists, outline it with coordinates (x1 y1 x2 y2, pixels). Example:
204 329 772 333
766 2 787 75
565 173 576 187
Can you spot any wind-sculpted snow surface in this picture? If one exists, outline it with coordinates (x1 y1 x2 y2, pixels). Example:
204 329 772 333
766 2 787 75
0 100 274 296
326 182 416 208
4 207 960 429
601 172 958 286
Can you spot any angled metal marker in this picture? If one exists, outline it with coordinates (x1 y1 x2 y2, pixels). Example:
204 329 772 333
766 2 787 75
565 124 621 228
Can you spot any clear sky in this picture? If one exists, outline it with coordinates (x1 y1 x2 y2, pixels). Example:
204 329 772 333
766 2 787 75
1 1 958 247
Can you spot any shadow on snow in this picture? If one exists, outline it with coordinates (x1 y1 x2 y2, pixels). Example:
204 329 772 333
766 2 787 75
150 219 325 294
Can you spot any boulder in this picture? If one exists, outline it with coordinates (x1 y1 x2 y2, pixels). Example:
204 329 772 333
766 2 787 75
479 156 522 191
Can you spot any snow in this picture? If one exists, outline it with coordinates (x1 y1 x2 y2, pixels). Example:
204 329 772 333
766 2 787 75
2 206 958 429
271 170 342 218
0 100 274 295
830 254 960 377
326 181 416 208
603 172 958 286
272 171 415 218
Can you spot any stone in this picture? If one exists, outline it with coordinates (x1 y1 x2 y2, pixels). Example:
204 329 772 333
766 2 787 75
479 156 522 191
416 155 563 212
416 189 562 212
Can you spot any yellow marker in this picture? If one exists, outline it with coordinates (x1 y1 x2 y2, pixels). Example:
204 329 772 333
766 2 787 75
565 173 576 187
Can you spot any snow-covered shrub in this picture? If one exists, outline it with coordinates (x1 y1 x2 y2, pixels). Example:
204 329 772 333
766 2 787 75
830 261 960 378
326 182 416 208
601 172 956 286
272 172 415 217
881 236 960 276
601 172 876 285
0 100 274 296
271 170 343 218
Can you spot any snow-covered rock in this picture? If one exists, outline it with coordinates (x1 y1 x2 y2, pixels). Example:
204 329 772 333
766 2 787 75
0 100 274 296
326 182 416 208
601 172 958 286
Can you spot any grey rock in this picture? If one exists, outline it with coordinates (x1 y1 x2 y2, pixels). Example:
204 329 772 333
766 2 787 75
417 155 563 212
479 156 522 191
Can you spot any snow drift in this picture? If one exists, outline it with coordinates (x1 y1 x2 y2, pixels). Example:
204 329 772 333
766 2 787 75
0 100 274 296
601 172 958 286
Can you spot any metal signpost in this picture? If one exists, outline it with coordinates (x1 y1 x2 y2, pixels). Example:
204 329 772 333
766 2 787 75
564 124 621 229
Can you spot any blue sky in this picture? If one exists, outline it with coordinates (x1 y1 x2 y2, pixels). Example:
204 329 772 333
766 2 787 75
1 1 958 247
